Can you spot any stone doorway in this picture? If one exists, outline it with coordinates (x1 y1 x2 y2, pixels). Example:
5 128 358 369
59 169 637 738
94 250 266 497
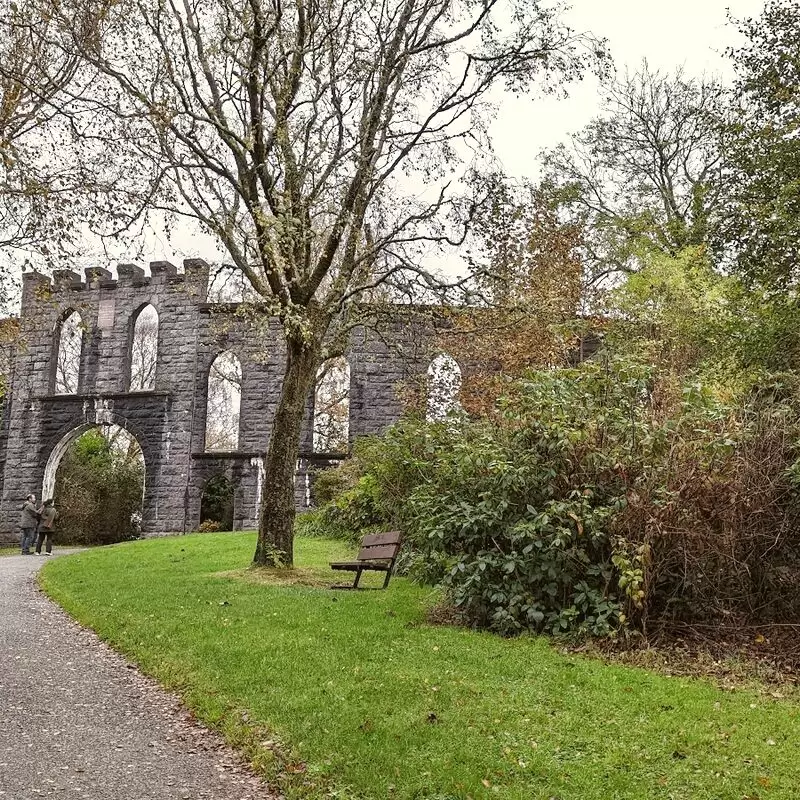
46 424 146 545
199 474 235 532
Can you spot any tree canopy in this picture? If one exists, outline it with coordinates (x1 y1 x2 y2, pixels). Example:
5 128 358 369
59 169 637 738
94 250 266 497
541 65 729 295
36 0 606 565
725 0 800 287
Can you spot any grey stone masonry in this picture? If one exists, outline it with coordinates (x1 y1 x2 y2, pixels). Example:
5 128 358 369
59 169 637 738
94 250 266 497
0 263 445 541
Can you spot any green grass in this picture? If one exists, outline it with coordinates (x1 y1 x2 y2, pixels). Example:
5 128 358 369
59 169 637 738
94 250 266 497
0 545 20 556
40 533 800 800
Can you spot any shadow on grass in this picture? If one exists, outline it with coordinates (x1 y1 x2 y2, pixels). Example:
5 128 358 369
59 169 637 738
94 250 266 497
215 565 332 588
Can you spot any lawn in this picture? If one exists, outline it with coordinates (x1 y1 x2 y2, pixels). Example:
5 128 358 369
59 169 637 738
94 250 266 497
40 533 799 800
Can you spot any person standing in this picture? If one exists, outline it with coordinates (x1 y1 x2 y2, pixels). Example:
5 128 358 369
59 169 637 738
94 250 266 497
35 499 57 556
19 494 38 555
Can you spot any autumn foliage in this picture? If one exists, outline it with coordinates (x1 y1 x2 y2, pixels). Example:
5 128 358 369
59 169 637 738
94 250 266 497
436 181 586 416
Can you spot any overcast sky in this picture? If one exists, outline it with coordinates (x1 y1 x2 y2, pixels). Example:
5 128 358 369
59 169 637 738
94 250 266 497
9 0 767 289
491 0 766 178
147 0 768 271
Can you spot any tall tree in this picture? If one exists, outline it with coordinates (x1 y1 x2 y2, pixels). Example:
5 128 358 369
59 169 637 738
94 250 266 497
440 175 584 415
46 0 606 565
725 0 800 288
0 0 104 301
541 64 729 296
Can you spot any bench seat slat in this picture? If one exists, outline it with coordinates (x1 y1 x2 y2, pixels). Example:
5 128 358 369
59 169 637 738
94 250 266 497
330 560 392 571
361 531 402 546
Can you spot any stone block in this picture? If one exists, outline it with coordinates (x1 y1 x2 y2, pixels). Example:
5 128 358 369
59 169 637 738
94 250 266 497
52 270 83 290
84 267 113 288
149 261 178 279
117 263 146 285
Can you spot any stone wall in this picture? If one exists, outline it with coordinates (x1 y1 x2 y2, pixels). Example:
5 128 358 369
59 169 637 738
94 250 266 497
0 262 440 542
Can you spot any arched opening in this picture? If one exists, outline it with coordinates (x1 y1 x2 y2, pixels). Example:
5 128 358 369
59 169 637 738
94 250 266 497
199 475 235 532
313 356 350 453
426 353 462 421
53 310 83 394
129 304 159 391
44 424 145 545
205 351 242 451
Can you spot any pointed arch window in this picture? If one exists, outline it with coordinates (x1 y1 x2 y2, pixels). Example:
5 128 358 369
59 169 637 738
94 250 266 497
205 351 242 452
313 356 350 453
129 304 159 392
54 310 83 395
426 353 462 421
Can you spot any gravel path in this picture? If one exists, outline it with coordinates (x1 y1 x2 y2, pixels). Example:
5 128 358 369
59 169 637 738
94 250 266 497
0 552 279 800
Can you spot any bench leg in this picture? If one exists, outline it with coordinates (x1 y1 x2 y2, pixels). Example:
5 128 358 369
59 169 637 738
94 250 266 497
382 569 392 589
353 567 363 589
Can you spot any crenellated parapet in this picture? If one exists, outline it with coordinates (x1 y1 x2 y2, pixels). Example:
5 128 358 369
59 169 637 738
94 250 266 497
22 259 210 307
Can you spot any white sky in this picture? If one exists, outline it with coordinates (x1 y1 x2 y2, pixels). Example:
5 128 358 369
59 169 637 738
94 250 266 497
491 0 766 178
7 0 769 296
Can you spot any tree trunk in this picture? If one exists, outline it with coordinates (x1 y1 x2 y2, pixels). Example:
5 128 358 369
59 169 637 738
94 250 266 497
254 335 319 567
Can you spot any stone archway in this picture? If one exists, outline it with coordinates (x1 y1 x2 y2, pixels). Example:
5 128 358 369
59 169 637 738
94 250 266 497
41 423 94 501
0 262 455 542
200 474 235 531
41 418 148 542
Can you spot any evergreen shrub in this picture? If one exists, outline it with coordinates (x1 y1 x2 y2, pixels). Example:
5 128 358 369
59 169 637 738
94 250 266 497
310 355 800 636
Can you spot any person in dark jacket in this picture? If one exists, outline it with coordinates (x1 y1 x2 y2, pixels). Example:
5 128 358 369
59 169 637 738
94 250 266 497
19 494 38 555
35 499 57 556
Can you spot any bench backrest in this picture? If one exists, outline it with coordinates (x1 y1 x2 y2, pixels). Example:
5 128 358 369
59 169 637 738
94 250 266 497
356 530 402 562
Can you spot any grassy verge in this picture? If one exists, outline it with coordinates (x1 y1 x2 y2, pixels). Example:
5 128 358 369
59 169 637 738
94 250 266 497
41 533 800 800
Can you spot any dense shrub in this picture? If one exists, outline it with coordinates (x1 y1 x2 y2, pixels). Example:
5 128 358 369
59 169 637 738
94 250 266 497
310 356 800 637
614 379 800 630
306 425 458 543
199 475 234 530
399 358 654 636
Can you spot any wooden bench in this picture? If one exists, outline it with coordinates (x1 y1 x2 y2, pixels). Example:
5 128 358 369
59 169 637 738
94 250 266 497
330 531 402 589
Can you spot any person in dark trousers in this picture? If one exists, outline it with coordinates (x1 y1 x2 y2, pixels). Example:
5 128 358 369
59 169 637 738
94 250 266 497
19 494 38 555
35 499 56 556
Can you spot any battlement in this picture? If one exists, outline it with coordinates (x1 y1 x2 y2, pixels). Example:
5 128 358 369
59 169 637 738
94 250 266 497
3 254 455 540
21 259 211 306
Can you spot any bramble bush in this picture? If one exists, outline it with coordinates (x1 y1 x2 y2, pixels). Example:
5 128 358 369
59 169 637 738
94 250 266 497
309 355 800 637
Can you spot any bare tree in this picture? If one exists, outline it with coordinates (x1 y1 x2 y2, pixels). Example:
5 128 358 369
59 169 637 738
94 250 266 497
54 310 83 394
0 0 107 296
104 423 145 465
47 0 605 565
426 353 462 421
129 304 159 391
313 356 350 453
541 64 730 300
204 351 243 452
